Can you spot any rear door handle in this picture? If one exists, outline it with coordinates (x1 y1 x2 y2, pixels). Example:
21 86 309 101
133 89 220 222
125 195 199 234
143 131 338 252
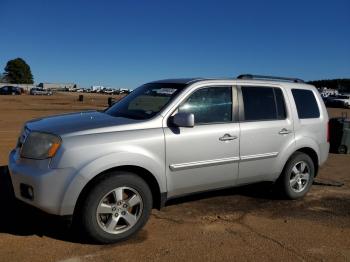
219 134 238 141
279 128 292 135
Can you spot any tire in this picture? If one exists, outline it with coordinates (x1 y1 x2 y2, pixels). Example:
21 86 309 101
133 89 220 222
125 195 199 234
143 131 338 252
338 145 348 154
277 152 315 199
77 171 153 244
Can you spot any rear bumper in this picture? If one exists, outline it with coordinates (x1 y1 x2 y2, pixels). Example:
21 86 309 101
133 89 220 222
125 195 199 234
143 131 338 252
8 149 77 215
319 142 330 166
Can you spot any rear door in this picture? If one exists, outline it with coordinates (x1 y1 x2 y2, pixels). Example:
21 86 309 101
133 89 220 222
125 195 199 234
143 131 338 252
238 85 295 184
164 85 240 197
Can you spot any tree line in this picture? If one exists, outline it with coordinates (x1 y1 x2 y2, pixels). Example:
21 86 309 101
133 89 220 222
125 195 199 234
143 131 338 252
1 58 34 84
307 79 350 92
1 57 349 91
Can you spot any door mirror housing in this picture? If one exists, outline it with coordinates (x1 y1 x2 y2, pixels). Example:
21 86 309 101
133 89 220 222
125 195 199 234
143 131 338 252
172 112 194 127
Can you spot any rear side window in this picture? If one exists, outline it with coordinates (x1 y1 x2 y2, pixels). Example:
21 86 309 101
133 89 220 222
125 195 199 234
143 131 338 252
292 89 320 119
241 86 286 121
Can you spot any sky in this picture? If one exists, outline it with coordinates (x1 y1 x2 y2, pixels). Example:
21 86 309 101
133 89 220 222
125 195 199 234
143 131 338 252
1 0 349 89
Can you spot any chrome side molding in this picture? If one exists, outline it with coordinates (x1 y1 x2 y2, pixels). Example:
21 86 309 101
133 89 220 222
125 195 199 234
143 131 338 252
170 152 279 171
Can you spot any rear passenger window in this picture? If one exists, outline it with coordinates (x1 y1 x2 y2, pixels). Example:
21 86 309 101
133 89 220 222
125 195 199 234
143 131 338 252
241 86 286 121
291 89 320 119
179 86 232 124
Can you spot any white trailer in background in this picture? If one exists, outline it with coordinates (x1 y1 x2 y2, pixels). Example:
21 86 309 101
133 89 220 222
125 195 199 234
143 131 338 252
91 85 105 92
320 88 339 98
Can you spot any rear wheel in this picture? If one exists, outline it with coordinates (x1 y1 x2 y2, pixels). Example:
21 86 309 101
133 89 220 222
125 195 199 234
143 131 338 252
78 172 153 243
278 152 315 199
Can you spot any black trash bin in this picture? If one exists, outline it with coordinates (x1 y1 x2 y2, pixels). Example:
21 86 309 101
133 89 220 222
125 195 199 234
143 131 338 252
78 94 84 102
108 97 114 107
329 116 350 154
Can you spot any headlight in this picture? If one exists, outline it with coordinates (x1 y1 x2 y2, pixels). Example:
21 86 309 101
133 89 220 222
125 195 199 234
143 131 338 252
20 132 61 160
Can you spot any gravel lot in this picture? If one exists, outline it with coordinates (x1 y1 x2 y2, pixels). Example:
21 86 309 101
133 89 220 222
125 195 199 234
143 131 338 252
0 93 349 262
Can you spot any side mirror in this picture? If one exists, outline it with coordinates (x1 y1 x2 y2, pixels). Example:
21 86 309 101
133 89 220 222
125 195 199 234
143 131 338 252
172 112 194 127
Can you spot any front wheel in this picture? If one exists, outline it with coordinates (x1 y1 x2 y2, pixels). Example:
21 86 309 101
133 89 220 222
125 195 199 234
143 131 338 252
277 152 315 199
78 172 153 243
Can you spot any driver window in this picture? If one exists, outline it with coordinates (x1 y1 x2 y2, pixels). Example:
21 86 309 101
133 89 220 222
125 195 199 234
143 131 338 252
178 86 232 124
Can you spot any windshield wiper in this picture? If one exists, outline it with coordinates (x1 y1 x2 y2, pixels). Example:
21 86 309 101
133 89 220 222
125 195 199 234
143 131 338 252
110 112 146 120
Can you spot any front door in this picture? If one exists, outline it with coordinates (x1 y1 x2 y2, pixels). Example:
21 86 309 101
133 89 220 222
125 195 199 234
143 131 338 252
164 85 240 197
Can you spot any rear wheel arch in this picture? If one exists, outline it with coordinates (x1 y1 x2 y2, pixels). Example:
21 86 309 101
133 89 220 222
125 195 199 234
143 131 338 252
284 147 319 177
277 151 315 199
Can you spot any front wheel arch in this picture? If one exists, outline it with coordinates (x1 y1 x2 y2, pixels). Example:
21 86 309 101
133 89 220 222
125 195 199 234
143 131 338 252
78 171 153 243
74 165 162 219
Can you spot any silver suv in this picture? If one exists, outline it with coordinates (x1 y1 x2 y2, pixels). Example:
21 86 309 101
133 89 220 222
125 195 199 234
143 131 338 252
9 74 329 243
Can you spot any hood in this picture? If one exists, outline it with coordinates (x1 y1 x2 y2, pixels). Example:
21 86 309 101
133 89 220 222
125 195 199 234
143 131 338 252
26 111 139 135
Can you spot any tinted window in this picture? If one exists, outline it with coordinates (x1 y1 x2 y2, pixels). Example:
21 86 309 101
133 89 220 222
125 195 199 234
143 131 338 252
292 89 320 119
242 86 286 121
275 88 287 119
179 86 232 124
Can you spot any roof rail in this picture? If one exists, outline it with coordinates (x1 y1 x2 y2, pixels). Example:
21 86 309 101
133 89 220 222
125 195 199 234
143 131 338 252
237 74 304 83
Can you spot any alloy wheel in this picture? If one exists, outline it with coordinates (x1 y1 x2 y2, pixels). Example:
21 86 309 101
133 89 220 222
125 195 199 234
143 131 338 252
289 161 310 193
96 187 143 234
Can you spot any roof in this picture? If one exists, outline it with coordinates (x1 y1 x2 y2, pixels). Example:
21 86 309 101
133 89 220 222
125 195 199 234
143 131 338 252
149 78 207 85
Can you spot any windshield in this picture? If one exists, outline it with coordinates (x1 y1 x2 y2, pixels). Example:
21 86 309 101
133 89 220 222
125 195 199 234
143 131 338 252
105 83 186 120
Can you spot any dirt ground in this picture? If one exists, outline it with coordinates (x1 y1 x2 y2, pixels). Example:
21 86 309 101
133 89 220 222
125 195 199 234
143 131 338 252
0 93 349 262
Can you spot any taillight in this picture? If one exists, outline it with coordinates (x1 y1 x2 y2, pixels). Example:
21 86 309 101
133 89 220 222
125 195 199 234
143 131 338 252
327 121 330 143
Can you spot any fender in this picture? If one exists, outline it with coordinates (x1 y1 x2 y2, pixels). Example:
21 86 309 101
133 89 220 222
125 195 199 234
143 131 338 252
271 136 320 182
58 151 166 215
266 136 320 182
294 136 320 163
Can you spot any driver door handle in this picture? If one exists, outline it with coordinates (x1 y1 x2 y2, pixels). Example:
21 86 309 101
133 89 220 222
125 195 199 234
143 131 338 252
279 128 292 135
219 134 238 141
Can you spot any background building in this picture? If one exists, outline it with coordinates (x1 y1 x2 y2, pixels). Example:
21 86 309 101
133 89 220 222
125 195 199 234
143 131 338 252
38 83 76 91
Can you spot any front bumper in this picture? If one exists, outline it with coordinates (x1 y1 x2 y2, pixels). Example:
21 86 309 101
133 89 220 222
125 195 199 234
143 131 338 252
8 149 77 215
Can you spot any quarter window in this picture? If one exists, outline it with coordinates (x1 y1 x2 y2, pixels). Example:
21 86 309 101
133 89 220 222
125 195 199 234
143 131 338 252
178 86 233 124
292 89 320 119
275 88 287 120
241 86 287 121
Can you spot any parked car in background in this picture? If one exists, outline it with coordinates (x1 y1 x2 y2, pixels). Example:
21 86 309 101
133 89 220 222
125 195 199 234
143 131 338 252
103 89 114 94
9 74 329 243
0 86 21 95
331 95 350 108
30 88 53 96
325 95 350 108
